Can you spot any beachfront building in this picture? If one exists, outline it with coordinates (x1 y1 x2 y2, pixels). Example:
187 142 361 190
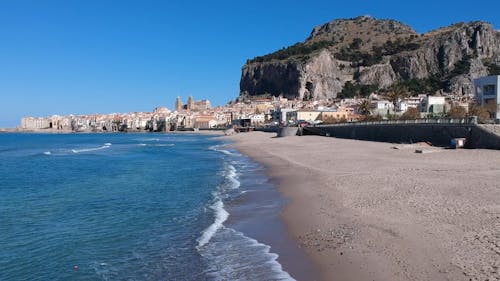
194 115 217 129
286 110 321 124
420 96 446 116
271 108 297 124
250 113 266 126
21 117 51 129
474 75 500 120
319 106 358 122
404 95 426 109
371 100 395 116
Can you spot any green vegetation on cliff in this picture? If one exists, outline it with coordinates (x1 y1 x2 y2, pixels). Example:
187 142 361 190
248 40 334 63
338 81 377 98
335 37 420 66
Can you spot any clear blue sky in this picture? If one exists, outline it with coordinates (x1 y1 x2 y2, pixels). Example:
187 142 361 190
1 0 499 127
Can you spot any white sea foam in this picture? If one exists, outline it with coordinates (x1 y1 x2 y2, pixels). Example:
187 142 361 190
43 151 51 155
209 144 233 155
199 142 295 280
152 144 175 147
200 228 295 281
136 143 174 147
196 199 229 248
232 230 295 281
71 145 111 153
226 164 240 189
134 138 160 142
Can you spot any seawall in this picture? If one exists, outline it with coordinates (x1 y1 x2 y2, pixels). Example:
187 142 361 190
302 121 500 149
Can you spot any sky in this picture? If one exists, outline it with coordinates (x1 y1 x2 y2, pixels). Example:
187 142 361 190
1 0 499 127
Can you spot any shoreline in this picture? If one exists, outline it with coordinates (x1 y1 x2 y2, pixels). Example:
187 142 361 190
220 143 320 281
225 131 500 281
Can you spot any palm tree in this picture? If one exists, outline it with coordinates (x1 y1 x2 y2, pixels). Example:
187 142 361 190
358 99 372 116
387 84 408 111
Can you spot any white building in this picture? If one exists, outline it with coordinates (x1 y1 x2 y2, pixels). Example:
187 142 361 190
474 75 500 120
420 96 446 115
271 108 297 124
250 114 266 126
372 100 394 116
21 117 51 129
194 115 217 128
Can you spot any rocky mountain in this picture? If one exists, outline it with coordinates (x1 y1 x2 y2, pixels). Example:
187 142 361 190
239 16 500 100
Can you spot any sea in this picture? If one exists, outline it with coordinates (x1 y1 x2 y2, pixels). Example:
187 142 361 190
0 133 298 281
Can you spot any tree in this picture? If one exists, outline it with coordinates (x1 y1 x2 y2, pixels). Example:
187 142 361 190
387 85 408 109
400 107 421 120
446 106 467 118
469 105 491 122
350 38 363 50
359 114 382 122
358 99 372 116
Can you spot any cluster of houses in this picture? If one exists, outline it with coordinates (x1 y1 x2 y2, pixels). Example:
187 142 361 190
20 76 500 131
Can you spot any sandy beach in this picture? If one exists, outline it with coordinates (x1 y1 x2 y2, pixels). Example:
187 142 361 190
226 131 500 281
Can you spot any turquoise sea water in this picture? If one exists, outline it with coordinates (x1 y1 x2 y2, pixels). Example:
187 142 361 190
0 133 294 281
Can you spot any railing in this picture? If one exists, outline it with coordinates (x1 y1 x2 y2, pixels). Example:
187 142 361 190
314 117 477 127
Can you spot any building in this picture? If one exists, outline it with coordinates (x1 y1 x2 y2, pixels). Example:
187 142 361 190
474 75 500 120
250 113 266 126
187 96 195 111
371 100 395 116
319 107 358 122
175 97 183 112
194 99 211 111
194 115 217 129
270 108 295 124
286 110 321 123
420 96 446 116
21 117 51 130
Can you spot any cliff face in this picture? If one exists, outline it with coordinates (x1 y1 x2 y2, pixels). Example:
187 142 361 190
240 16 500 100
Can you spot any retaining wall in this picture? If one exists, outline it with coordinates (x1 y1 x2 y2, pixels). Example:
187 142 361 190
303 123 500 149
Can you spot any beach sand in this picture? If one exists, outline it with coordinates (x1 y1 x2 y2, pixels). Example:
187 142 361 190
226 131 500 281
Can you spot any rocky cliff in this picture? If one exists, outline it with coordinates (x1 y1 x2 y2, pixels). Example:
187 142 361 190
240 16 500 100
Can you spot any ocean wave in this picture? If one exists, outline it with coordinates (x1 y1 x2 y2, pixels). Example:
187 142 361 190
209 144 234 155
200 228 295 281
133 138 160 142
226 164 240 189
71 145 111 153
196 161 241 249
199 143 294 280
136 143 175 147
196 200 229 248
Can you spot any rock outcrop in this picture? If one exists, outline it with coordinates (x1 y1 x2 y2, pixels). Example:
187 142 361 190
240 16 500 100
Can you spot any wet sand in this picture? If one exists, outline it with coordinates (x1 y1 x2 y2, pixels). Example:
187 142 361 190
224 160 319 281
225 131 500 281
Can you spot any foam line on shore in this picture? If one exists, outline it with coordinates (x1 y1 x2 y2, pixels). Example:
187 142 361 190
209 144 234 155
196 199 229 248
197 161 240 248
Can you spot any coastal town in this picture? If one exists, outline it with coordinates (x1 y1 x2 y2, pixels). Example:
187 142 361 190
3 7 500 281
19 75 500 133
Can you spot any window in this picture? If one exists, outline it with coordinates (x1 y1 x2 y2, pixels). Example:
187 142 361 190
483 84 496 95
